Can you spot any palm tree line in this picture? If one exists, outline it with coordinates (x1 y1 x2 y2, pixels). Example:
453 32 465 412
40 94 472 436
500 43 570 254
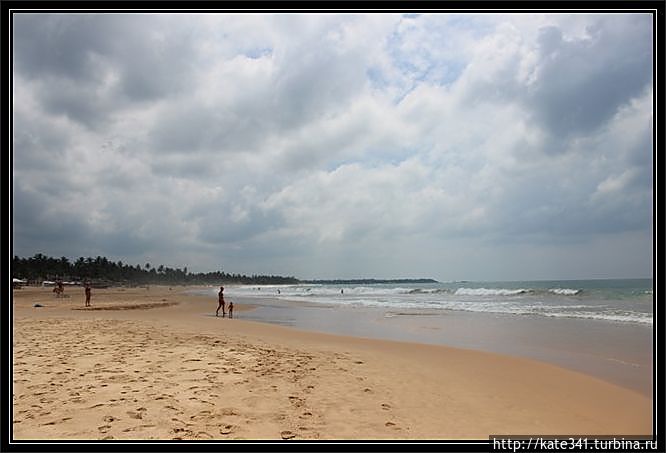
12 253 299 285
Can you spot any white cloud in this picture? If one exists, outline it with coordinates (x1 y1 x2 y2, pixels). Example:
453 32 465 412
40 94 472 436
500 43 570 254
12 12 653 279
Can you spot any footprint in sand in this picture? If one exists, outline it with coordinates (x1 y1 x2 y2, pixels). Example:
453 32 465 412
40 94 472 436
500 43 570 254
280 430 297 440
219 424 234 435
288 396 306 408
381 403 391 410
189 410 212 422
126 411 143 419
385 421 402 430
172 427 190 437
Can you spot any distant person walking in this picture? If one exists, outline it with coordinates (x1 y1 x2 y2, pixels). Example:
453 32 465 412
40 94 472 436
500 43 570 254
216 286 226 317
54 279 64 298
84 282 92 307
228 301 234 319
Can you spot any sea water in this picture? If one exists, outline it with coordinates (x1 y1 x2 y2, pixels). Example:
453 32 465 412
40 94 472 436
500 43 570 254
223 279 653 326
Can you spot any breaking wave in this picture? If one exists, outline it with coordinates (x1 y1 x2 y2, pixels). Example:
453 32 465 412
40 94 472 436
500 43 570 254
455 288 529 296
548 288 581 296
213 280 652 326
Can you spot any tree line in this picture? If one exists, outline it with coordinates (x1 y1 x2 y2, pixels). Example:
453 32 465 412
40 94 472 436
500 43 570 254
12 253 299 286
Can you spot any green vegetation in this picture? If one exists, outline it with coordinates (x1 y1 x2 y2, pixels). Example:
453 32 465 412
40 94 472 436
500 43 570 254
12 254 437 287
11 254 299 286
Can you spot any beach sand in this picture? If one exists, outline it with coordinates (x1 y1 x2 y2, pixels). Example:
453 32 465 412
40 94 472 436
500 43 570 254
11 286 652 440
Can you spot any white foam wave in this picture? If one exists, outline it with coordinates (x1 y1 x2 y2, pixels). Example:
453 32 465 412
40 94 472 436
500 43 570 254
408 288 450 294
540 311 653 325
548 288 581 296
454 288 528 296
217 284 652 326
230 285 416 299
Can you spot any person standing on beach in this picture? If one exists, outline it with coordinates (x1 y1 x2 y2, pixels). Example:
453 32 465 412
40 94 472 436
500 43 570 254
228 301 234 319
54 280 64 298
216 286 226 317
84 282 92 307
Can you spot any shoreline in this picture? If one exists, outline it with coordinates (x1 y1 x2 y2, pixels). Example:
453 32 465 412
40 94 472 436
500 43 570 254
226 294 653 398
187 285 653 397
11 286 653 440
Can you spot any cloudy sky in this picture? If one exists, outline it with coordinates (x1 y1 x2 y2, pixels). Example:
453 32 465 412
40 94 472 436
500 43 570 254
12 12 653 281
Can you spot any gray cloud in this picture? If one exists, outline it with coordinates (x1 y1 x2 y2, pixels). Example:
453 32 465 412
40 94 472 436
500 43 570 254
11 13 654 280
526 16 652 147
12 182 92 256
12 111 71 172
196 207 284 245
13 14 201 129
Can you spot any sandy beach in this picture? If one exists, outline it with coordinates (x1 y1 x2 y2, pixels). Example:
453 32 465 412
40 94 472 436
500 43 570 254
11 286 652 441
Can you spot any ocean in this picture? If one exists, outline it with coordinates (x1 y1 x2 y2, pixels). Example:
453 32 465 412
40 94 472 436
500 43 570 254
222 279 653 326
192 279 654 394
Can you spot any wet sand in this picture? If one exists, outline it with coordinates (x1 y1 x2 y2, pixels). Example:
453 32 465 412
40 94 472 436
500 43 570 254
11 286 652 440
227 295 653 397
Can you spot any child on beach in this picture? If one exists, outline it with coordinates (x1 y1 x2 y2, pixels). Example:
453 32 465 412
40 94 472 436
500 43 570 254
216 286 226 317
228 301 234 319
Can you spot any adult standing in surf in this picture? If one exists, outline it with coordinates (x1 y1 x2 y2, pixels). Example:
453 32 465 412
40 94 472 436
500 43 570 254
216 286 226 317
